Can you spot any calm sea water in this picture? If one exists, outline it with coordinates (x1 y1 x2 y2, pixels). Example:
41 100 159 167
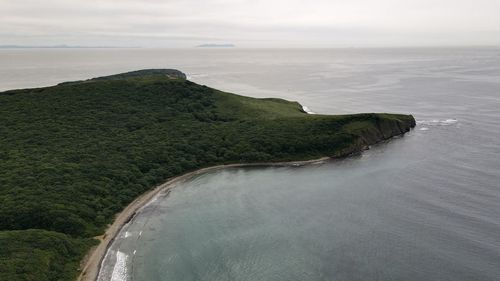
1 48 499 281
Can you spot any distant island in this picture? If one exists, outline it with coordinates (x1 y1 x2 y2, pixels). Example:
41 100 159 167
0 45 130 49
0 69 415 281
196 43 235 48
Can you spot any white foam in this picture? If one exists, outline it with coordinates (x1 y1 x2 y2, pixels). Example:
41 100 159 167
419 127 429 131
442 119 458 124
302 105 316 114
416 119 458 126
110 251 128 281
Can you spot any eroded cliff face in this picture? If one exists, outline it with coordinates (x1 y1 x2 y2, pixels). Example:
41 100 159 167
335 114 416 157
364 115 415 143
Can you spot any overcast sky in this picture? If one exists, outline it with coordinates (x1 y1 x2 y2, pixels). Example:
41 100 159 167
1 0 499 47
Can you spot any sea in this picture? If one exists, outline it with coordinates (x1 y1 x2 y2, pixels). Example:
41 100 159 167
1 47 499 281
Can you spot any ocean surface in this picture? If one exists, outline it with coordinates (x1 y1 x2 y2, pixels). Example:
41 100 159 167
1 48 499 281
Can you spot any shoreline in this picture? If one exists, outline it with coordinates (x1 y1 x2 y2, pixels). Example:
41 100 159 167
78 125 415 281
77 156 331 281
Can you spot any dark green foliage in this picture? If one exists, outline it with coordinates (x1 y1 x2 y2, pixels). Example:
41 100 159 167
0 71 415 280
0 229 96 281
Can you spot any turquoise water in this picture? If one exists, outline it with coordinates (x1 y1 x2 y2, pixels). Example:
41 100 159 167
1 48 499 280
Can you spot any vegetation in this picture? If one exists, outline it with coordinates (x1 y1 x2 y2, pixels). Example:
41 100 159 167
0 69 415 280
0 230 96 281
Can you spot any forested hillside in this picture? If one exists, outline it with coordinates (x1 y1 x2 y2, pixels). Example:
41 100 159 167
0 69 415 280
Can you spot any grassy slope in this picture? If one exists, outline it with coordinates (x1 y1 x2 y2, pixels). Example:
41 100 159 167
0 70 415 280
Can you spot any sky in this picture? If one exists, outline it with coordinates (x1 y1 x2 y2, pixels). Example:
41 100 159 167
1 0 499 47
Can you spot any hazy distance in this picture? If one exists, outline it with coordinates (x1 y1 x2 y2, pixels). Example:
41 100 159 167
1 0 499 48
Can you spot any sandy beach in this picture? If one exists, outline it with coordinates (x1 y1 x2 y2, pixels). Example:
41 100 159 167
77 157 330 281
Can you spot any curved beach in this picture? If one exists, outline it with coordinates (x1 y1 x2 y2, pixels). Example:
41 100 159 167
78 157 330 281
78 118 415 281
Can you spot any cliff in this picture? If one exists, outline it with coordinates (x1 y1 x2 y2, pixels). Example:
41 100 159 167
336 113 415 156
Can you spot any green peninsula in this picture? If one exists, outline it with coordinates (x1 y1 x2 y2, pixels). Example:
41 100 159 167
0 69 415 280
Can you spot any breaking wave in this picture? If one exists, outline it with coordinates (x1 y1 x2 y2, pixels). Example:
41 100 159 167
110 251 128 281
302 105 316 114
416 119 458 126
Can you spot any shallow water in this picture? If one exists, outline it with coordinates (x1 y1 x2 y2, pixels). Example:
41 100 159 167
1 48 499 281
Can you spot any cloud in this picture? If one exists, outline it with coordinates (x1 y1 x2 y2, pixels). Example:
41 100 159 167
1 0 499 47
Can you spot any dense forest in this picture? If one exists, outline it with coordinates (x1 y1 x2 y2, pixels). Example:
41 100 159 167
0 69 415 280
